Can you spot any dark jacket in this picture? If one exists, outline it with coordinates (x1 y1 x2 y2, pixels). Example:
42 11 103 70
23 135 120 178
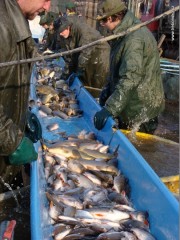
103 11 165 126
62 17 110 91
43 28 57 51
0 0 36 190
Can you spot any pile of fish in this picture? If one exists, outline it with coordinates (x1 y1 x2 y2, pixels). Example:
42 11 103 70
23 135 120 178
30 61 82 119
31 59 156 239
42 129 156 240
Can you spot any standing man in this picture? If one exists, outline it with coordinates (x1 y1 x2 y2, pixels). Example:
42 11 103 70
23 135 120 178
57 17 110 97
94 0 165 133
0 0 51 192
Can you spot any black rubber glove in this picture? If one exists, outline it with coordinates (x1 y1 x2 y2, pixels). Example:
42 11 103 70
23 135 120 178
76 68 85 80
94 107 111 130
99 86 110 107
25 111 42 143
66 73 76 86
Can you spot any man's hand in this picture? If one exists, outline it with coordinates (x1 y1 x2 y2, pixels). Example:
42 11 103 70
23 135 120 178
9 137 38 165
99 86 110 106
76 68 85 80
94 107 111 130
25 111 42 143
66 73 76 86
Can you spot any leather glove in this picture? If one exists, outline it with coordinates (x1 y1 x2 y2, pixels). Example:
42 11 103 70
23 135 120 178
25 111 42 143
94 107 111 130
9 137 38 165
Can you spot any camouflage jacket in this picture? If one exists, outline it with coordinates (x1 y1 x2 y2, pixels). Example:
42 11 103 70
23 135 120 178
104 11 165 126
63 17 110 89
0 0 36 155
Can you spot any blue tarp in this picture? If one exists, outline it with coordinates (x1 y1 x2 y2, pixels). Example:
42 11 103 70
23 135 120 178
30 71 179 240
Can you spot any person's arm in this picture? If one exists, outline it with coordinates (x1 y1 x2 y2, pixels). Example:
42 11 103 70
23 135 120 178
94 39 145 130
76 30 96 73
0 105 23 156
105 39 144 117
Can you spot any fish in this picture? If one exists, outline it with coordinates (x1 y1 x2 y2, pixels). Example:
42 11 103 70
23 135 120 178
57 215 85 227
64 187 84 196
78 142 104 151
54 228 72 240
75 208 130 222
96 231 128 240
78 160 119 175
36 85 58 95
67 160 86 174
39 68 50 77
70 227 96 236
46 192 64 211
46 123 59 131
119 231 137 239
108 191 131 206
49 71 55 78
130 211 149 225
90 171 113 185
52 110 69 119
56 194 83 209
83 172 102 186
53 223 69 237
40 93 54 104
39 105 52 115
68 173 95 188
113 173 126 193
83 188 108 206
80 218 122 232
63 206 76 217
131 228 156 240
119 219 150 232
49 202 63 221
47 146 79 158
80 148 113 160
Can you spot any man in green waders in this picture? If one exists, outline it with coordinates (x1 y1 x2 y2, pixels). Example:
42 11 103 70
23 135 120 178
94 0 165 134
0 0 50 193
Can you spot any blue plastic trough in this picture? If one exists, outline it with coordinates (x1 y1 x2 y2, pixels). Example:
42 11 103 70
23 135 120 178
30 74 179 240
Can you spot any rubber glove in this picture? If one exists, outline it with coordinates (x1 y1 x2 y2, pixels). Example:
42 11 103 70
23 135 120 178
99 86 110 107
25 111 42 143
9 137 38 165
94 107 111 130
76 68 85 80
66 73 76 86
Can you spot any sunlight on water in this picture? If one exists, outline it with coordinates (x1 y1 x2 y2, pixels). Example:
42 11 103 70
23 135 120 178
0 176 20 207
123 131 179 178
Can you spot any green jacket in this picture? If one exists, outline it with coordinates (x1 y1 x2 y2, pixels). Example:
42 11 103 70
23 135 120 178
63 17 110 90
0 0 36 156
105 11 165 126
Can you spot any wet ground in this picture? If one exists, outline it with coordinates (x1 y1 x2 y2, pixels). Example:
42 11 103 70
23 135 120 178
0 101 178 240
0 187 31 240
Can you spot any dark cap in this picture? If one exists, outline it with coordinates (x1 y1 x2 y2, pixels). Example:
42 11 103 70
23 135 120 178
39 12 59 26
39 15 47 25
58 17 71 33
96 0 127 21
